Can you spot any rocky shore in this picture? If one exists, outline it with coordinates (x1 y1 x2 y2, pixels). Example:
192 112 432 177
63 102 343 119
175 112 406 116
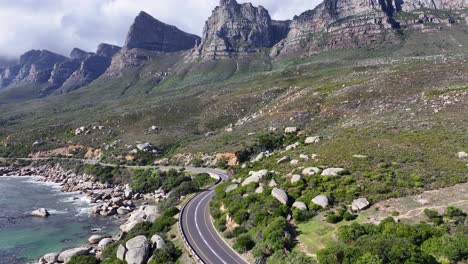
0 163 168 264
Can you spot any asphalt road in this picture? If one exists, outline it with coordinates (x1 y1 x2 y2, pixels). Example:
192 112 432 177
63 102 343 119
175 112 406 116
179 168 249 264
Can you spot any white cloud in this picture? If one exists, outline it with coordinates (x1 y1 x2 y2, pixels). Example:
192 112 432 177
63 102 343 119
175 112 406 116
0 0 321 59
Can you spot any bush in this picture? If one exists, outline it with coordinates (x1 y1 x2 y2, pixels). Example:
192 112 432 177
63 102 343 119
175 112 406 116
232 226 248 237
343 211 356 221
267 251 317 264
149 241 181 264
326 213 343 224
233 234 255 253
293 209 313 222
67 255 99 264
101 259 127 264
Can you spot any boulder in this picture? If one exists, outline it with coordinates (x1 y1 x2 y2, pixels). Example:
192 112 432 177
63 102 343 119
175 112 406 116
31 208 49 217
271 188 288 205
277 156 291 164
268 179 278 187
284 127 298 133
321 168 344 176
58 247 90 263
290 159 299 165
353 155 368 159
352 198 370 211
252 152 265 162
457 151 468 159
117 207 131 215
292 201 307 210
291 174 302 183
125 235 151 264
302 167 320 176
312 195 329 208
120 219 144 233
285 142 300 151
98 238 114 249
41 253 59 264
116 244 127 260
150 234 166 250
255 185 264 194
88 234 107 244
242 170 268 186
225 184 238 193
305 136 321 144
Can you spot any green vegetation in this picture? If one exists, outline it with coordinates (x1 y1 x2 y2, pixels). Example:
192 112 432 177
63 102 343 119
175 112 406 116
68 255 99 264
130 169 215 195
317 207 468 264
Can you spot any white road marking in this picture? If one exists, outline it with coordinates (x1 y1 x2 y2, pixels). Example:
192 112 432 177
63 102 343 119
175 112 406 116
194 192 228 264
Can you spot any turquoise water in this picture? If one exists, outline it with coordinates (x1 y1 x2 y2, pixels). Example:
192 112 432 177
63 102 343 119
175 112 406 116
0 176 120 264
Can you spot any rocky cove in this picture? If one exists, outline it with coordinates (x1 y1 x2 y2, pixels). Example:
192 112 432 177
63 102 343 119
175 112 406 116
0 163 171 264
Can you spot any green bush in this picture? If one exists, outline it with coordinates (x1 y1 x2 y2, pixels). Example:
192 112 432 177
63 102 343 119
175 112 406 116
267 251 317 264
67 255 99 264
343 211 356 221
326 213 343 224
101 258 127 264
233 234 255 253
293 209 313 222
149 241 181 264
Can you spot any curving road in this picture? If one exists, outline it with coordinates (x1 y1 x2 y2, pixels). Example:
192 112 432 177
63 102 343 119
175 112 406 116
179 168 249 264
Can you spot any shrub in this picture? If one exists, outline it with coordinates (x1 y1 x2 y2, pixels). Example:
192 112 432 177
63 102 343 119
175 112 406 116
293 209 313 222
326 213 343 224
343 211 356 221
233 234 255 253
101 258 127 264
67 255 99 264
149 240 181 264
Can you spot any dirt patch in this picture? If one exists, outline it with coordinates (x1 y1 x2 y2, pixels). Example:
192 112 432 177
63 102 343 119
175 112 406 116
364 182 468 224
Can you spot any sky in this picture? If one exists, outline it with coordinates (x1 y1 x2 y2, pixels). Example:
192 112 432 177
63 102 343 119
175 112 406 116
0 0 321 59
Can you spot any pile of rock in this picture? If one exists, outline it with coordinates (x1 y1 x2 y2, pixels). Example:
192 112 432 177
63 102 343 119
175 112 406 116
120 205 160 233
116 234 166 264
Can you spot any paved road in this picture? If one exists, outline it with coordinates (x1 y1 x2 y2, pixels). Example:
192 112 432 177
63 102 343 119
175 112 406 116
179 168 249 264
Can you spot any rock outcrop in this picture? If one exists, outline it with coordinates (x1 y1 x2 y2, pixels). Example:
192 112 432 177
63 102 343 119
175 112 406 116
0 50 67 89
125 11 200 52
59 44 121 92
272 0 468 59
195 0 290 59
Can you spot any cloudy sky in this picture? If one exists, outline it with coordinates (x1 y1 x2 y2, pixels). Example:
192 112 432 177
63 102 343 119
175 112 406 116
0 0 321 59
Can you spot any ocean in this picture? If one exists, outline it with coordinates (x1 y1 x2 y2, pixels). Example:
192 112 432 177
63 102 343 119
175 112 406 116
0 176 119 264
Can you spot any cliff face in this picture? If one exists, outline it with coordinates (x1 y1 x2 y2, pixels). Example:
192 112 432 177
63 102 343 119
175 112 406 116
272 0 468 59
124 11 200 52
0 50 67 89
195 0 291 59
58 44 121 93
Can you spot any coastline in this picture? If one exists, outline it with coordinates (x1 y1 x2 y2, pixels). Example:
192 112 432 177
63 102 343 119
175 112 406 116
0 163 137 263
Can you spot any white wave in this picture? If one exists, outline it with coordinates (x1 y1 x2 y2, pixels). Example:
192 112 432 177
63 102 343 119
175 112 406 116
48 209 68 215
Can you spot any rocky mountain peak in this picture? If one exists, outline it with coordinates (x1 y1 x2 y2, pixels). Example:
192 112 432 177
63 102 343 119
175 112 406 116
70 48 93 61
96 43 121 58
195 0 289 59
124 11 200 52
219 0 238 7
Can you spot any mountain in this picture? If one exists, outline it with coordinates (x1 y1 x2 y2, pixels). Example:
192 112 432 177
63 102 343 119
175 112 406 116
272 0 468 58
194 0 290 59
0 50 67 89
0 0 466 158
58 44 121 93
125 11 200 52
